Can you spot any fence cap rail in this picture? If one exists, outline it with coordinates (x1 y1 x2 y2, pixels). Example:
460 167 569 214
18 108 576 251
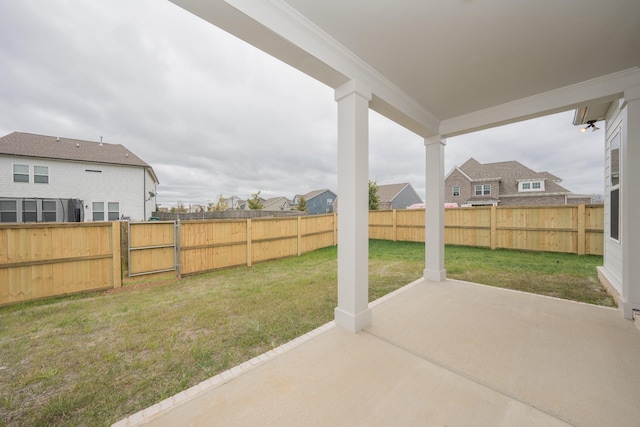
0 221 116 229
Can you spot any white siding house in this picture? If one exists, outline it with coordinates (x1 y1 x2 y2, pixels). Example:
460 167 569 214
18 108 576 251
0 132 159 222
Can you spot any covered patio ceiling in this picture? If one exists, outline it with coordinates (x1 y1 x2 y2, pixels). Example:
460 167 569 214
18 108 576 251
170 0 640 135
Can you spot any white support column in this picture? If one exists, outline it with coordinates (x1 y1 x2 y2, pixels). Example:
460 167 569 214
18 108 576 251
424 135 446 282
620 87 640 318
334 80 372 332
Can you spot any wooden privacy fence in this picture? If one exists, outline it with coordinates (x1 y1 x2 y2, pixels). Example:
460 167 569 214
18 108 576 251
1 205 603 305
369 204 604 255
0 222 120 305
125 214 338 278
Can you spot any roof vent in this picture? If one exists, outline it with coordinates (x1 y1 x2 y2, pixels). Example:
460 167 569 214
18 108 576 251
56 137 60 142
126 153 129 157
99 136 103 147
76 143 80 147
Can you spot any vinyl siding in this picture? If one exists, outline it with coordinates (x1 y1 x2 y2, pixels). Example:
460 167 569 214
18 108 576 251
603 100 623 293
0 155 152 221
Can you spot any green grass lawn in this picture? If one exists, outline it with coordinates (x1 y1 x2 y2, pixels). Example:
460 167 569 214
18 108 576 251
0 241 611 426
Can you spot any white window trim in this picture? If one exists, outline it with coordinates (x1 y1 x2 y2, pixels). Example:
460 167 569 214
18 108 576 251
518 180 545 192
452 186 460 197
13 164 30 183
34 165 49 184
475 184 491 196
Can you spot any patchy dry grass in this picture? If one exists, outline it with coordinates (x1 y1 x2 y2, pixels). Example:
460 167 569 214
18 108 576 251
444 245 613 307
0 241 610 426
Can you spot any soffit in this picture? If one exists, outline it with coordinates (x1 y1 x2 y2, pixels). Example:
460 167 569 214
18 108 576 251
286 0 640 120
172 0 640 134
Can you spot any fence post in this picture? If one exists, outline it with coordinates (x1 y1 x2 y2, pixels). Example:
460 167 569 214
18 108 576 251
246 218 252 267
490 206 497 250
297 216 302 256
112 221 122 288
175 219 182 279
577 204 586 255
392 209 397 242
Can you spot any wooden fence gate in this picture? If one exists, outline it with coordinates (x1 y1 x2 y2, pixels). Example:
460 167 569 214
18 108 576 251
127 221 177 277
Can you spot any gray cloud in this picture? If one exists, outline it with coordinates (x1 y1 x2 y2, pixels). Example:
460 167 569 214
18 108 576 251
0 0 605 208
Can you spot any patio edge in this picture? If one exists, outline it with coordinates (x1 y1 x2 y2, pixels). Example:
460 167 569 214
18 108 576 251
111 321 336 427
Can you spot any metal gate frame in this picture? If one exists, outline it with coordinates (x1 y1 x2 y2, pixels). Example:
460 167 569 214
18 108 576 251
127 220 179 277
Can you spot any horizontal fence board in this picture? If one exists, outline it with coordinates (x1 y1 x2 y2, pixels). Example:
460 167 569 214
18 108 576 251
1 206 603 305
1 223 116 305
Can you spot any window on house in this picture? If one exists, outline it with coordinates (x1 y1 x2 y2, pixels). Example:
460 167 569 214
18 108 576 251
327 198 333 205
93 202 104 221
0 200 17 223
610 189 619 241
519 181 544 192
34 166 49 184
452 186 460 197
610 131 621 241
108 202 120 220
475 184 491 195
43 200 57 222
13 164 29 183
23 200 37 222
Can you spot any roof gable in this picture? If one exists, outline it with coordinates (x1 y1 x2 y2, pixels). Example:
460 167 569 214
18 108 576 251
302 189 335 201
376 183 409 203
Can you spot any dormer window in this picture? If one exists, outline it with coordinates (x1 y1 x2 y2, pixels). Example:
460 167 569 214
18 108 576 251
474 184 490 196
519 180 544 192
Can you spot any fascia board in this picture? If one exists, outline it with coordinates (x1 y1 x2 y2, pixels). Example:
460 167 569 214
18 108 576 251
440 68 640 137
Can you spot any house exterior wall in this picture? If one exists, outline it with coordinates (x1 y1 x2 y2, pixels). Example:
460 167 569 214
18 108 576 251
498 194 567 206
390 186 422 209
0 155 153 222
143 168 157 220
444 169 471 204
465 179 499 205
307 190 336 215
601 100 624 295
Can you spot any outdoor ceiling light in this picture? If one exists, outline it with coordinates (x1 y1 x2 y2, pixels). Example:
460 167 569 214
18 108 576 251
580 120 600 133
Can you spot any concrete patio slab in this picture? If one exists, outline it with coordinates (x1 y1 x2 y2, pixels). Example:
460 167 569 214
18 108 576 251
114 279 640 427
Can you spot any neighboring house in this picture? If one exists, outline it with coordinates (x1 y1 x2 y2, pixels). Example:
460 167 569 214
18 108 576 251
445 158 591 207
376 183 423 210
239 196 265 210
292 189 336 215
225 196 242 210
0 132 159 223
261 196 292 211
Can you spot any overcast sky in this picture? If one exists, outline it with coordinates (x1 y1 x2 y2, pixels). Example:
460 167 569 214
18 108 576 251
0 0 605 207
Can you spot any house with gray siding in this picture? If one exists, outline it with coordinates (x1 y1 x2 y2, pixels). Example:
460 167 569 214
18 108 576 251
292 189 336 215
445 158 591 207
376 183 423 210
0 132 159 222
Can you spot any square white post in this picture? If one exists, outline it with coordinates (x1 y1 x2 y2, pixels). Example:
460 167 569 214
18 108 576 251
334 80 372 332
424 135 446 282
620 88 640 318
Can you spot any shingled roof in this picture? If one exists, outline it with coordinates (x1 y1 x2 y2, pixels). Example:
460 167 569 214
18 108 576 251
457 158 567 195
0 132 152 169
376 183 411 204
